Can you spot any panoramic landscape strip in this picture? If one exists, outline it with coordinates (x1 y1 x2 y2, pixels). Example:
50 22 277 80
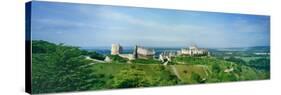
27 1 270 94
31 40 270 93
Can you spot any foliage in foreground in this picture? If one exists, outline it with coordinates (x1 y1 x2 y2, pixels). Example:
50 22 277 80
32 40 98 93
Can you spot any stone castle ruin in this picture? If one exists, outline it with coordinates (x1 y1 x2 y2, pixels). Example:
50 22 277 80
109 44 155 60
107 43 209 64
111 44 122 55
178 44 209 56
133 45 155 59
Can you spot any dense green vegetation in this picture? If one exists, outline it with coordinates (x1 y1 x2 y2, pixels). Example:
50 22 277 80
86 51 105 60
31 40 178 93
89 63 180 89
248 58 270 71
111 65 179 88
32 40 99 93
31 40 270 94
224 56 270 71
210 47 270 71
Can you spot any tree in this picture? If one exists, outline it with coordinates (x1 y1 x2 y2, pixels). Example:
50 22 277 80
32 40 56 53
32 41 98 93
86 51 105 60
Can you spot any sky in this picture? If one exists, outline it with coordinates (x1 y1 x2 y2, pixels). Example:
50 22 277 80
30 1 270 48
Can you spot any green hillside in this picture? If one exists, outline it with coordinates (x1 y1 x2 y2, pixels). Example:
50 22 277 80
89 56 269 87
31 40 270 94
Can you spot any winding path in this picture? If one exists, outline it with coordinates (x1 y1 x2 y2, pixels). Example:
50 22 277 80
170 65 182 80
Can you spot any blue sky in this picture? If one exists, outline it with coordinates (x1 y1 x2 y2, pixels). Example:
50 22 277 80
31 1 270 48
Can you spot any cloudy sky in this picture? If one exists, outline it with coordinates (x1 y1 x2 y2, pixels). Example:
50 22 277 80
31 1 270 48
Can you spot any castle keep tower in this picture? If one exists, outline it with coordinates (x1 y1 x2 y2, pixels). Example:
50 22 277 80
111 44 122 55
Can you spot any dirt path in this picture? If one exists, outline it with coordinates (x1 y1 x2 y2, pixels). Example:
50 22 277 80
85 56 105 64
170 65 182 80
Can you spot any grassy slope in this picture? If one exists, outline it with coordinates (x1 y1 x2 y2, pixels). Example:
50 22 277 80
91 63 166 76
90 56 270 88
171 64 211 83
172 56 270 82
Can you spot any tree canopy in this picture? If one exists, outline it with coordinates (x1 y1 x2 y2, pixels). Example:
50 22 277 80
32 40 98 93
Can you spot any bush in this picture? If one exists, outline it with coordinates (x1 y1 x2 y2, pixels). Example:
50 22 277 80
112 69 151 88
108 55 128 63
212 63 221 73
88 51 105 60
190 72 207 83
